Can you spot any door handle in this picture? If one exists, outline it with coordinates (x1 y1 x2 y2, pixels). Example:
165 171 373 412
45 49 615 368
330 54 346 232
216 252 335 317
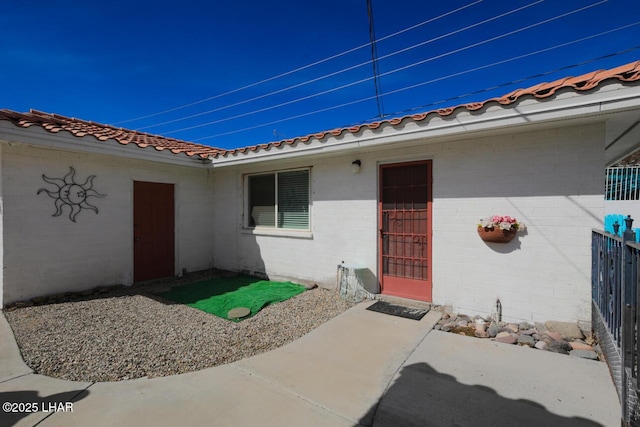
134 237 141 242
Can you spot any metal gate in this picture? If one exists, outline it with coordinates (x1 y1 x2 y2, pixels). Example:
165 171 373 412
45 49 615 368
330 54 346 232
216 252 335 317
592 216 640 425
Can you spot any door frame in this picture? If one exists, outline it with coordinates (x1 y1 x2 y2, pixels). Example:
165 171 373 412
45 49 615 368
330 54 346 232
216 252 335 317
378 159 433 301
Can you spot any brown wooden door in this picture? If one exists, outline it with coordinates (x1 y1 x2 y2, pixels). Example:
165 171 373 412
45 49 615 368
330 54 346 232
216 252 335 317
379 161 432 301
133 181 175 282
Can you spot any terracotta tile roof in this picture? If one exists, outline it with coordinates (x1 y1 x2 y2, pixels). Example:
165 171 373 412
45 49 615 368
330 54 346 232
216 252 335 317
0 109 220 159
211 59 640 158
1 60 639 161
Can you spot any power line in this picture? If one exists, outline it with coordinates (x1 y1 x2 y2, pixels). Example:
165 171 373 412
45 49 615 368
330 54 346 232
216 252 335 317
372 45 640 122
367 0 385 118
137 1 542 131
193 25 639 142
373 0 608 80
162 1 609 136
113 0 483 125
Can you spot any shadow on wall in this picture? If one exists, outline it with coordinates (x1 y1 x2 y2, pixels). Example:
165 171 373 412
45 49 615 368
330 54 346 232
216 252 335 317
237 231 267 280
301 125 605 203
358 362 602 427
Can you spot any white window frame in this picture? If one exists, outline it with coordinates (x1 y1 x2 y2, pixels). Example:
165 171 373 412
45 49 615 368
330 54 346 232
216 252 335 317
243 167 312 235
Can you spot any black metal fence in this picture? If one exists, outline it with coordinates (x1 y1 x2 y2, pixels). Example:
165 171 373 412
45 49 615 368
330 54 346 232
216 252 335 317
592 216 640 426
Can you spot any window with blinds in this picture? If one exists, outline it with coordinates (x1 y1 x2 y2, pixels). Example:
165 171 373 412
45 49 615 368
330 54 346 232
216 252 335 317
248 174 275 227
248 169 309 230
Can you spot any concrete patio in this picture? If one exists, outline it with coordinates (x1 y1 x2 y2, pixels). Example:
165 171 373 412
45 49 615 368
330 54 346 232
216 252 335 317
0 301 620 426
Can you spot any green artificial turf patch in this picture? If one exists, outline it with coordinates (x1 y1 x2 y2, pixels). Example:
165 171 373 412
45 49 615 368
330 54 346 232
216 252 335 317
159 275 306 322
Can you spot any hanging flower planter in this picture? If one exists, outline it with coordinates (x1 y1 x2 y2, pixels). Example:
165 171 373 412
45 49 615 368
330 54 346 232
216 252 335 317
477 215 524 243
477 226 517 243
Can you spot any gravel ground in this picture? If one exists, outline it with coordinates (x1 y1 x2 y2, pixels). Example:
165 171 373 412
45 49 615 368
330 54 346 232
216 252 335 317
4 271 354 382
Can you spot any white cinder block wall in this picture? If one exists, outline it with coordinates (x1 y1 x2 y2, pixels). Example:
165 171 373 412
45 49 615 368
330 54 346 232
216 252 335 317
213 122 604 324
1 143 215 305
430 123 603 323
212 154 379 287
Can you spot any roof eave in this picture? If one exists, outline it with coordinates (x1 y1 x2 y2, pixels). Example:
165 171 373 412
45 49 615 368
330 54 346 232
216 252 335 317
209 81 640 168
0 121 212 168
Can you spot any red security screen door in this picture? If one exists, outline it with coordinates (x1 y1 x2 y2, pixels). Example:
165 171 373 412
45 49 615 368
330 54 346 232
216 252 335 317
379 161 432 301
133 181 175 282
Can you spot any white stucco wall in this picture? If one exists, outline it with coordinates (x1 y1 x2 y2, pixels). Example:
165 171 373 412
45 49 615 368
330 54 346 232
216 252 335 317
1 143 215 305
212 122 604 323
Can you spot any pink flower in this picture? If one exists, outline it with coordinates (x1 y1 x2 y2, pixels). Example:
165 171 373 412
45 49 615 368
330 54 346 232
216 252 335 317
479 215 522 231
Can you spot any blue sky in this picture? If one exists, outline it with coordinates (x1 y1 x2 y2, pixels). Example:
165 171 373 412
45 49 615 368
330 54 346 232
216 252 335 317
2 0 639 149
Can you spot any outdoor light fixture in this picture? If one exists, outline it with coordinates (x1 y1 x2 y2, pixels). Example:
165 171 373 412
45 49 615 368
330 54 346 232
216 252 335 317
351 160 361 173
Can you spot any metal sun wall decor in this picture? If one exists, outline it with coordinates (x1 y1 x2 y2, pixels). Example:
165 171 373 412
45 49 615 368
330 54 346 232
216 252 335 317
37 167 107 222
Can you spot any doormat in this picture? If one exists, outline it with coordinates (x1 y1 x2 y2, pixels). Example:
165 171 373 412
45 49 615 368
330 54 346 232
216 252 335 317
366 301 429 321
